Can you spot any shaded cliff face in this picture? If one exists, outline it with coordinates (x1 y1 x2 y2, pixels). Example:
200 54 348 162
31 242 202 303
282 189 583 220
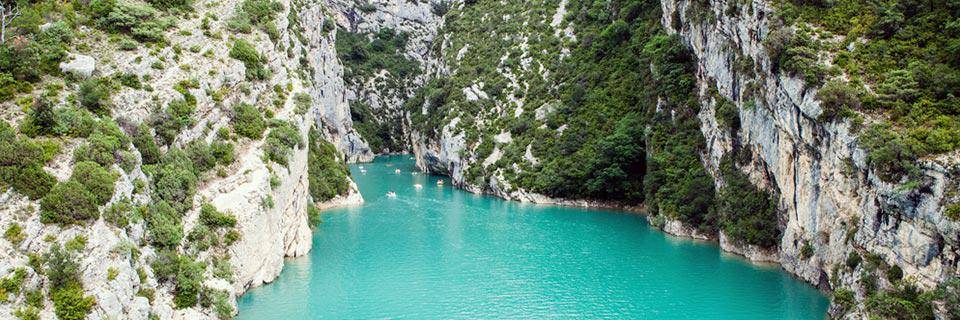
660 0 958 290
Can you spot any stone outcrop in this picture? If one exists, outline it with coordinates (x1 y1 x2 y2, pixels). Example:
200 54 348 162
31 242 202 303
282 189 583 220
661 0 957 307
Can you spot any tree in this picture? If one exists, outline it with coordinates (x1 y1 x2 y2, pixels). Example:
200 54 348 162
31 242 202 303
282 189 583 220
0 1 21 44
39 181 99 225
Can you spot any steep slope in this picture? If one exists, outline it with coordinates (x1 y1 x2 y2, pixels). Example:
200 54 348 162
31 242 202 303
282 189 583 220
404 0 960 318
0 0 365 318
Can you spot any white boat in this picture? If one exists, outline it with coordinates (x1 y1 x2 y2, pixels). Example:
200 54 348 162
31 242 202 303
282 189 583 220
360 169 367 173
437 179 444 185
395 169 401 174
359 165 364 169
386 192 397 198
414 184 423 189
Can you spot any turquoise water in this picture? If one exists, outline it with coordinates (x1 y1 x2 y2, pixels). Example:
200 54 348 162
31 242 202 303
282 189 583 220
236 155 829 319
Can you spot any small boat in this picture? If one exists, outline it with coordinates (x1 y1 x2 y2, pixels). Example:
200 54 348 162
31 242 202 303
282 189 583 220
414 184 423 189
395 169 401 174
386 191 397 198
360 169 367 173
436 179 444 185
359 165 364 169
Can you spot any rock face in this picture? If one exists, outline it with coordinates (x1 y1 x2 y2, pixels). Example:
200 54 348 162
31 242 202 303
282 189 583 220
1 0 367 318
661 0 957 300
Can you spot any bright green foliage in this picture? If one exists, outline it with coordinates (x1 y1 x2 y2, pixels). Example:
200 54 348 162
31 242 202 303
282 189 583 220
152 98 196 145
307 127 350 202
151 251 205 309
133 123 162 165
73 119 129 167
70 161 118 205
231 103 267 139
210 141 236 166
0 268 26 301
89 0 169 42
153 149 200 212
146 201 184 248
0 20 73 101
4 223 25 244
229 39 269 80
307 205 322 228
775 0 960 182
264 121 302 166
716 154 781 248
185 140 217 173
227 0 283 34
45 244 95 320
336 28 419 90
199 203 237 229
865 281 934 319
0 122 57 199
78 78 113 116
39 181 99 225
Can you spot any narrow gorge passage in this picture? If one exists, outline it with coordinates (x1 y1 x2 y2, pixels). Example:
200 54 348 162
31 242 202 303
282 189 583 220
236 156 829 319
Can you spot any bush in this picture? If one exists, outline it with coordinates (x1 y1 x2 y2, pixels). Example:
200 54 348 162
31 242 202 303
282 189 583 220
78 78 113 116
210 141 236 166
0 123 57 199
153 150 199 212
293 93 311 115
229 39 269 80
307 205 321 228
151 251 205 309
716 154 781 248
185 140 216 173
45 244 94 320
40 181 99 225
152 98 196 145
817 80 861 121
308 127 350 202
887 265 903 283
846 251 862 269
264 121 302 166
132 123 161 165
231 103 266 139
70 161 118 205
147 0 192 11
146 201 183 248
199 203 237 228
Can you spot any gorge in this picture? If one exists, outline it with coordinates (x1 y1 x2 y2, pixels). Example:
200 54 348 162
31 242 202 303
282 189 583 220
0 0 957 319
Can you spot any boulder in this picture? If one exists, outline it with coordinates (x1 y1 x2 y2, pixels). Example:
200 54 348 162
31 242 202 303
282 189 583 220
59 53 96 78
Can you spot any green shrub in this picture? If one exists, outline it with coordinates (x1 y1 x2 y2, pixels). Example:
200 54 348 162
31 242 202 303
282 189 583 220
4 223 24 244
146 201 183 248
185 140 216 173
229 39 269 80
199 203 237 228
133 123 161 165
231 103 267 139
152 98 196 145
152 149 199 212
716 154 781 248
151 251 205 309
947 203 960 221
70 161 117 205
45 244 94 320
817 80 861 121
887 265 904 283
846 251 862 269
307 127 350 202
40 181 99 225
0 123 57 199
210 141 236 166
307 205 321 228
264 121 302 166
865 281 934 319
293 93 311 115
800 241 814 259
78 78 113 115
147 0 192 11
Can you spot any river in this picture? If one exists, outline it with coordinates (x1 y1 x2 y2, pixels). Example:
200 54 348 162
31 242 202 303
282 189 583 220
236 155 829 319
